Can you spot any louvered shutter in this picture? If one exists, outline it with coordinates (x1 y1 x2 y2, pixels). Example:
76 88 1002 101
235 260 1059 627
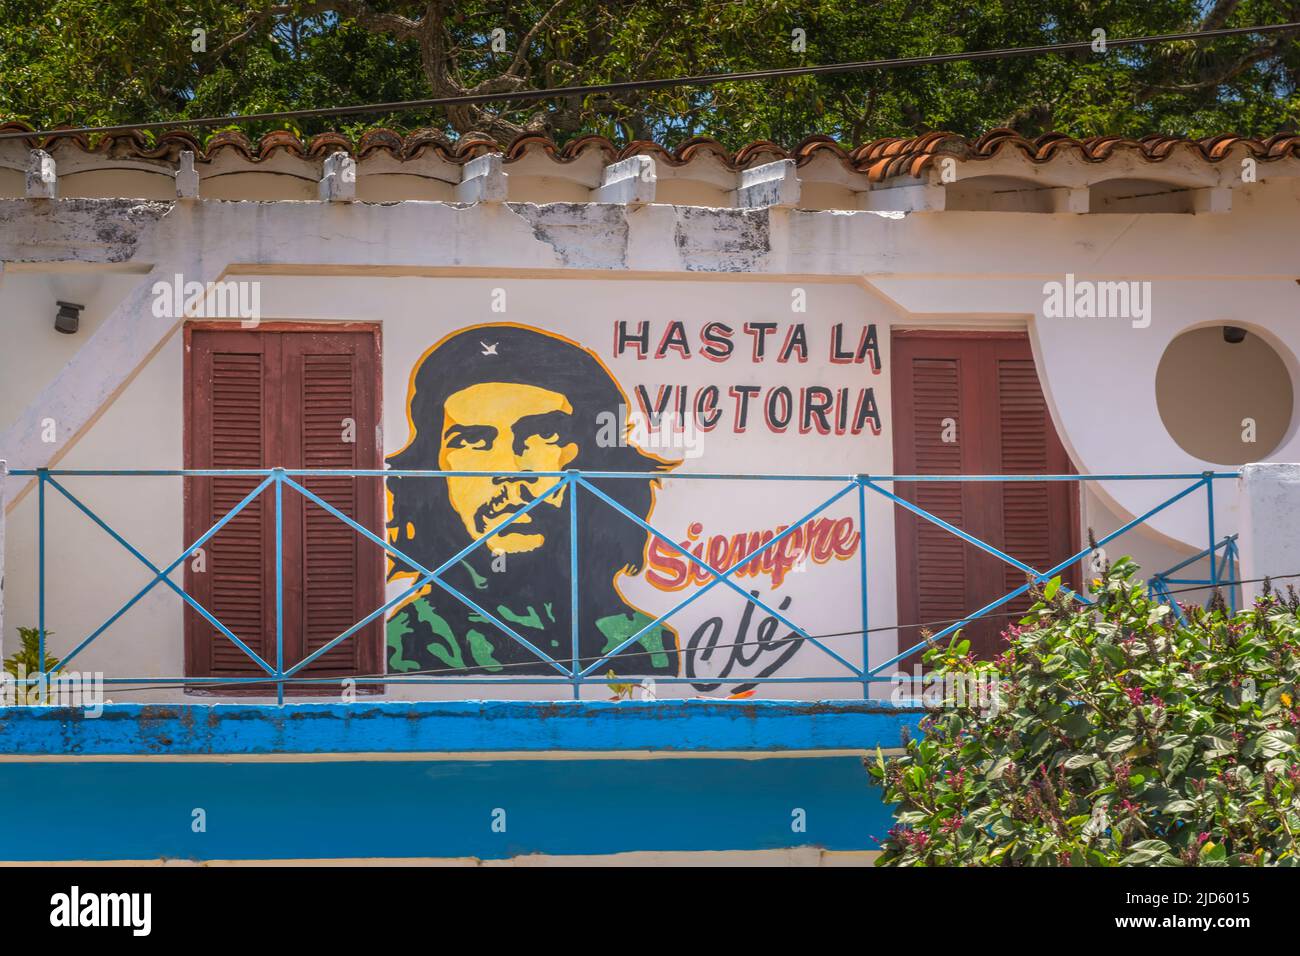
892 333 1077 662
903 358 969 635
186 327 381 686
186 334 274 677
281 335 383 677
994 356 1074 624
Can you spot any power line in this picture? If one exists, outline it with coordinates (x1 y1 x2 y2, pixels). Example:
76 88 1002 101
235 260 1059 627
2 21 1298 144
61 571 1300 697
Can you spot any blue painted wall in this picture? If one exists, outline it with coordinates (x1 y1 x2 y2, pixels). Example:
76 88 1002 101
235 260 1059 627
0 701 918 860
0 756 891 861
0 700 922 755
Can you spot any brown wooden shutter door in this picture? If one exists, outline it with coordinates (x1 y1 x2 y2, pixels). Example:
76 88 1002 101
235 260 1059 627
185 326 382 686
186 333 274 677
892 332 1078 661
994 354 1077 624
281 333 383 676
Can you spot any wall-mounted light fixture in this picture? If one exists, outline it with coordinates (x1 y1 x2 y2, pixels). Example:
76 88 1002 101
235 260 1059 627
54 300 83 334
1223 325 1247 345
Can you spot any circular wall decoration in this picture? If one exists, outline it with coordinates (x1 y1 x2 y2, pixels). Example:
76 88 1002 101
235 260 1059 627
1155 326 1294 465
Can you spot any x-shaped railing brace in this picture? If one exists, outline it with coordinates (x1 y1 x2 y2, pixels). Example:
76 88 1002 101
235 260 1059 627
862 475 1210 676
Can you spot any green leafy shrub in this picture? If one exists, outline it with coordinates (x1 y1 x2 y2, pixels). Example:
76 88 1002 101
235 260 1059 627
3 626 60 678
871 558 1300 866
3 627 62 704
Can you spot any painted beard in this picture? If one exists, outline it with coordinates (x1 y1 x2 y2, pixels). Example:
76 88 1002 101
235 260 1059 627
470 481 568 546
458 488 572 596
473 482 539 535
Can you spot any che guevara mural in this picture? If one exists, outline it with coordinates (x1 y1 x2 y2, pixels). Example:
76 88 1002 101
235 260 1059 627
385 318 881 695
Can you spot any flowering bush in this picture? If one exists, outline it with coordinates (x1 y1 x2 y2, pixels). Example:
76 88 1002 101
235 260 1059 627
870 557 1300 866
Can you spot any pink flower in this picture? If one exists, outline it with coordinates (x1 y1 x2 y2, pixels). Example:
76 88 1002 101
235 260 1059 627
889 825 930 851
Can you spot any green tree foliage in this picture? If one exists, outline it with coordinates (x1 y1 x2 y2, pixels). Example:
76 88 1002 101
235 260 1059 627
871 561 1300 867
1 1 1297 145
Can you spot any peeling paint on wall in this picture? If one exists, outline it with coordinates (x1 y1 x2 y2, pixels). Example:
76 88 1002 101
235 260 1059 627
0 198 171 263
673 206 771 272
510 202 629 269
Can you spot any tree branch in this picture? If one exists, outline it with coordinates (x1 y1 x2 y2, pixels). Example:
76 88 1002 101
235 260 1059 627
1139 33 1296 98
507 0 578 79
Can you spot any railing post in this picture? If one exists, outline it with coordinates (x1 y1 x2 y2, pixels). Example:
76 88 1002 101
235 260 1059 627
1226 538 1239 614
1238 463 1300 608
568 471 580 701
274 467 284 706
37 468 46 686
856 475 869 699
0 459 6 663
1204 471 1218 597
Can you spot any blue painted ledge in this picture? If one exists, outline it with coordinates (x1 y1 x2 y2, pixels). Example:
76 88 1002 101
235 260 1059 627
0 700 924 756
0 756 896 860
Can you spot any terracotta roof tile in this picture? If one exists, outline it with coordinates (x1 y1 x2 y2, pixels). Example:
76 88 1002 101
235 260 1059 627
2 120 1298 179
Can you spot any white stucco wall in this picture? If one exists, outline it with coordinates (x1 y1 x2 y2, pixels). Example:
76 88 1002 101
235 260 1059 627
2 176 1298 701
3 331 186 686
0 272 146 434
1 277 902 701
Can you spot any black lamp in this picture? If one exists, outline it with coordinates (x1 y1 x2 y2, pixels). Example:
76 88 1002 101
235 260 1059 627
55 301 83 334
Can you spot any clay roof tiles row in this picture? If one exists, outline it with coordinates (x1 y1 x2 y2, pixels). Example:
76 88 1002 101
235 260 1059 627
2 120 1299 181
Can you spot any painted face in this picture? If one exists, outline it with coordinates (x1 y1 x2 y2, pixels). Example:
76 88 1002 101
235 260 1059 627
438 382 579 554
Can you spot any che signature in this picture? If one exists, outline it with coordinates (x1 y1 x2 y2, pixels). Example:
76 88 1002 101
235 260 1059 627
684 590 803 695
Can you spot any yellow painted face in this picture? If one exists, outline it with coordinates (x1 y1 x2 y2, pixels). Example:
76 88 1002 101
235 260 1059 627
438 382 579 554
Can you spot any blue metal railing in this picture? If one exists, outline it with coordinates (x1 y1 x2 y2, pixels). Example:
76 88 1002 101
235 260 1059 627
1149 533 1240 618
8 467 1238 704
